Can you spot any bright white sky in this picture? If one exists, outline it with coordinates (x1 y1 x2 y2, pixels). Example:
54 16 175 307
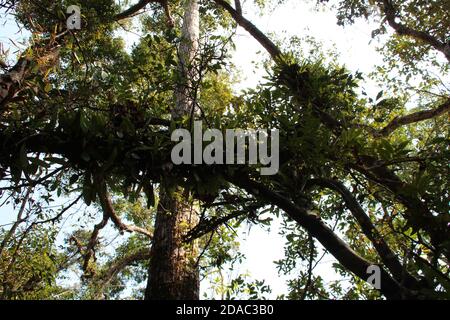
231 0 383 88
0 0 390 299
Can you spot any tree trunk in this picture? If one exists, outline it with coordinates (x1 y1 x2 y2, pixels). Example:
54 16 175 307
145 0 200 300
145 187 199 300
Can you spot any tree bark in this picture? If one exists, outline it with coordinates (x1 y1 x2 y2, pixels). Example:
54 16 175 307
145 0 201 300
145 187 199 300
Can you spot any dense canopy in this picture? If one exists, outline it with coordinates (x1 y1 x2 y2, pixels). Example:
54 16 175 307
0 0 448 300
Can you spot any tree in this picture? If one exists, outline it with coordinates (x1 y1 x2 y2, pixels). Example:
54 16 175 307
145 0 201 300
0 0 448 300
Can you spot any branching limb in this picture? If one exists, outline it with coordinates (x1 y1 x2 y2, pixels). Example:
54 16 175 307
301 234 314 300
0 187 32 256
83 208 109 275
213 0 282 59
306 178 422 290
115 0 174 27
0 42 61 115
378 98 450 136
185 210 246 242
93 248 151 299
97 180 153 239
33 195 82 226
377 0 450 62
234 0 242 15
115 0 154 20
0 0 174 114
227 173 411 299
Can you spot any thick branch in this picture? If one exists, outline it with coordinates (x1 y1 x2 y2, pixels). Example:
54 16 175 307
185 210 246 242
234 0 242 15
378 0 450 62
212 0 448 140
0 57 32 109
83 209 109 274
115 0 174 27
115 0 154 20
0 41 61 115
213 0 282 59
378 98 450 136
97 180 153 239
227 174 410 299
0 187 31 256
307 178 422 290
350 155 450 260
93 248 151 299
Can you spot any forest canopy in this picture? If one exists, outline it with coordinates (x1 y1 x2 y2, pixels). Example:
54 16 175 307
0 0 448 300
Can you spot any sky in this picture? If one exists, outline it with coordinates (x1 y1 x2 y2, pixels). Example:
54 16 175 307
231 1 383 89
1 0 389 299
